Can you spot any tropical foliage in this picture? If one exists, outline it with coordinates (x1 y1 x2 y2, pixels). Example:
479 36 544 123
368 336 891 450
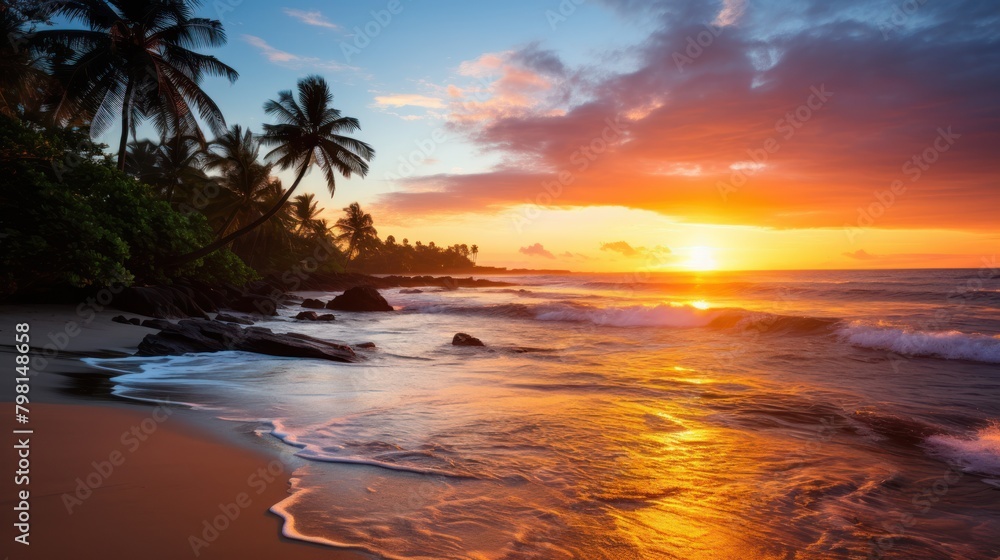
0 0 477 297
332 203 477 273
35 0 239 169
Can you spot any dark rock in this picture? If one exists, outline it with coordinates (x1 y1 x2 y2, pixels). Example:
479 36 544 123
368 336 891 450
295 311 336 321
176 280 226 312
453 333 485 347
166 285 217 315
112 315 131 324
136 319 358 363
301 298 327 309
228 294 278 316
141 319 174 330
128 317 141 325
215 313 254 325
114 286 210 319
355 342 377 349
399 289 423 294
326 286 393 312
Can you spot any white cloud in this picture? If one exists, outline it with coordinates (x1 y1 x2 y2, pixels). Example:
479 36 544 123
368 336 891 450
283 8 340 30
243 35 355 72
373 94 446 109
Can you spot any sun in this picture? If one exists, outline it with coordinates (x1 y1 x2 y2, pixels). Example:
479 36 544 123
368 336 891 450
684 246 718 271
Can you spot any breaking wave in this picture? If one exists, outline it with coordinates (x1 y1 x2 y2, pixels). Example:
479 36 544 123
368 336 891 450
837 323 1000 363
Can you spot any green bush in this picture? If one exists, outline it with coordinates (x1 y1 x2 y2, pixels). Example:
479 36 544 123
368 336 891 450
0 117 255 295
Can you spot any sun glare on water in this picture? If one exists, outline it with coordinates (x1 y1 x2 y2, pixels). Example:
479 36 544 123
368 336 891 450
684 246 718 271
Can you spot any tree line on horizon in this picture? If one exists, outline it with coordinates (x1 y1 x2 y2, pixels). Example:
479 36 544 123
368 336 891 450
0 0 477 296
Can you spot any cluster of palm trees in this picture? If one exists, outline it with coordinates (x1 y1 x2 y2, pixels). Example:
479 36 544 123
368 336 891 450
327 202 479 272
3 0 374 269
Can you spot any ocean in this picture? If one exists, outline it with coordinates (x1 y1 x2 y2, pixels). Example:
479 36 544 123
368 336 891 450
88 268 1000 559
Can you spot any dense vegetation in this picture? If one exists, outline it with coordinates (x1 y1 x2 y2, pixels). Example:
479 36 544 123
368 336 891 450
0 1 478 297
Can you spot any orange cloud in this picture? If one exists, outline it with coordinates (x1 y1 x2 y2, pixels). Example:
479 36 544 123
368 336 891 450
519 243 556 259
378 12 999 233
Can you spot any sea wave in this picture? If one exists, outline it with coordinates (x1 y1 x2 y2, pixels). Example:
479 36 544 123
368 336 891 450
708 311 840 334
837 323 1000 363
926 423 1000 475
534 303 719 328
269 419 486 480
403 299 844 333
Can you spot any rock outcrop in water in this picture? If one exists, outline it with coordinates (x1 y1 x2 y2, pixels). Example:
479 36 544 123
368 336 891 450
214 313 254 325
301 298 327 309
326 286 393 312
136 319 358 362
295 311 336 321
452 333 485 346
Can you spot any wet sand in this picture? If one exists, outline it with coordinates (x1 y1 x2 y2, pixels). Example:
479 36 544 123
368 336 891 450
0 305 369 559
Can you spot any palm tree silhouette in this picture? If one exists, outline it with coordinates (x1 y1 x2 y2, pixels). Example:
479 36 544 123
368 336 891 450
292 193 324 236
125 132 207 205
203 125 276 236
172 75 373 265
471 244 479 265
38 0 238 170
0 7 51 118
335 202 379 261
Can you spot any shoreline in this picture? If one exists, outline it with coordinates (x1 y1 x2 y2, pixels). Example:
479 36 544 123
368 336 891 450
0 304 370 559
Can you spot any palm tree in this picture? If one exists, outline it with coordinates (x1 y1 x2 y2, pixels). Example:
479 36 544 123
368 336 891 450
203 124 276 235
37 0 238 169
471 244 479 264
171 75 374 266
125 132 207 204
335 202 379 261
0 6 51 117
156 132 208 204
291 193 324 236
124 139 161 182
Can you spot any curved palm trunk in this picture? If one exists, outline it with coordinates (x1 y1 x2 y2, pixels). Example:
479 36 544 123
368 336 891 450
116 79 135 171
170 164 309 267
215 206 241 237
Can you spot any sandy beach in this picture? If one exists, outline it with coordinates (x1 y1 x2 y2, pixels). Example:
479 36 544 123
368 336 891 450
0 305 367 559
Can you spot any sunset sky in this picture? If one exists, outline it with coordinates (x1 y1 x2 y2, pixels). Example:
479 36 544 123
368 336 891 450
117 0 999 271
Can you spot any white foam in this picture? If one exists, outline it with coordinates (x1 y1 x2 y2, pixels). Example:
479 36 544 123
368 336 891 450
535 303 719 328
926 423 1000 475
837 323 1000 363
